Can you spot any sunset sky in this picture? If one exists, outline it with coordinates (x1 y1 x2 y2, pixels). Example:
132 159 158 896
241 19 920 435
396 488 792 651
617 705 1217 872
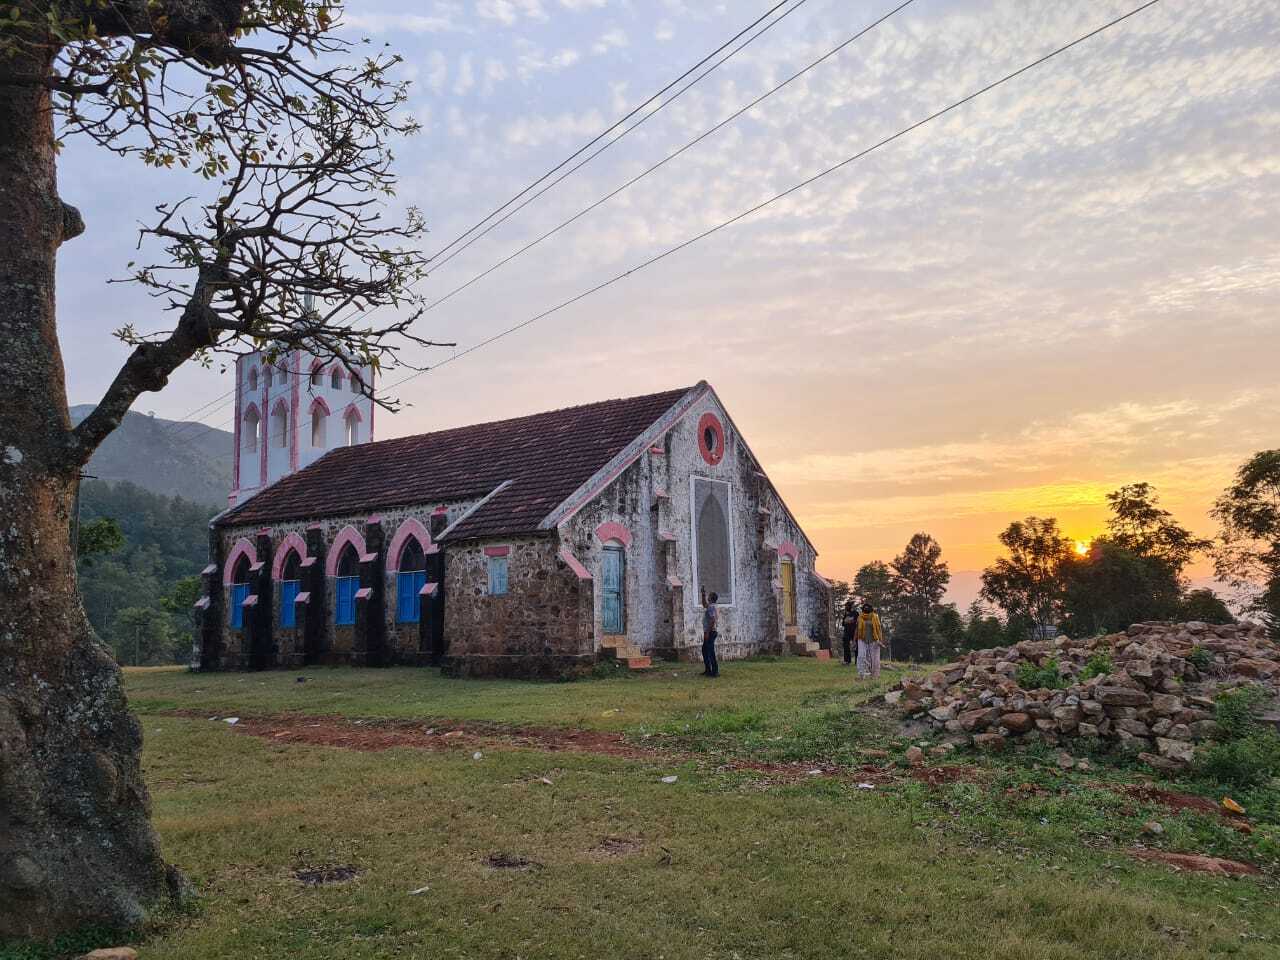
56 0 1280 605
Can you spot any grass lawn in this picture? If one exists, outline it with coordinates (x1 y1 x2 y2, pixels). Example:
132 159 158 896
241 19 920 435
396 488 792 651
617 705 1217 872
8 659 1279 959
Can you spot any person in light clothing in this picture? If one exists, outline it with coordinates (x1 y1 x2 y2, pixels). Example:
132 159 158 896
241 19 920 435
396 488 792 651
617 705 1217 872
855 602 884 679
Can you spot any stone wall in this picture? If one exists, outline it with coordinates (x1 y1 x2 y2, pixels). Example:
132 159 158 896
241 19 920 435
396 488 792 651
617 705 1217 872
441 534 593 679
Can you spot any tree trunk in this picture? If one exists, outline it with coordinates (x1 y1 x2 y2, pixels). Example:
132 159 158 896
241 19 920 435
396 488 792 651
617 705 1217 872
0 49 179 941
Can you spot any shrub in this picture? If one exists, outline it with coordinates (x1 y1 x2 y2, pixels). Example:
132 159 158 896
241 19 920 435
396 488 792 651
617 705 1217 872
1186 645 1213 673
1196 684 1280 788
1079 652 1114 681
1213 684 1271 740
1016 658 1066 691
1198 732 1280 789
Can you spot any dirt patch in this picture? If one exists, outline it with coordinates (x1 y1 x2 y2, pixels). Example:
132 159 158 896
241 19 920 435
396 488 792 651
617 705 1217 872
593 836 646 857
170 710 905 786
486 852 542 871
1122 785 1252 831
293 864 362 886
1129 849 1262 877
910 765 984 787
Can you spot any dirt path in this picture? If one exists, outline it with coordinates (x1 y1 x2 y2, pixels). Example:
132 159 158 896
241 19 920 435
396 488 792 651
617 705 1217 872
165 710 901 785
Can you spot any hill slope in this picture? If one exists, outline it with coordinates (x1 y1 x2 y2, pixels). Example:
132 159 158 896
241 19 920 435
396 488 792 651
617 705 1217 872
70 403 232 506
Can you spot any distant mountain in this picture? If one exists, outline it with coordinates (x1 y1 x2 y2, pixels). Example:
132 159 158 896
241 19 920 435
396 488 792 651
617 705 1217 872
69 404 232 507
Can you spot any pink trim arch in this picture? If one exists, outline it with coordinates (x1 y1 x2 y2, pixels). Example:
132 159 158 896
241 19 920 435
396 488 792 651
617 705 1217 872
309 395 332 416
271 532 309 580
778 540 799 562
325 525 367 576
342 403 364 423
223 538 258 585
386 517 432 573
594 522 632 548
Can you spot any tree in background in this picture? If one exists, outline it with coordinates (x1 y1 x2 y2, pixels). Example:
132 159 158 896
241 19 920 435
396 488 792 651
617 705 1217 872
891 533 951 619
981 517 1073 641
853 561 898 618
109 607 177 667
1061 540 1180 637
1106 482 1211 582
932 604 966 660
1178 589 1235 625
1212 450 1280 635
75 517 124 565
963 600 1006 651
1 0 437 936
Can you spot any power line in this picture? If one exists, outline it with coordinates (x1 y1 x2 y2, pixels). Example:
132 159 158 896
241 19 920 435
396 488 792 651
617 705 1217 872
419 0 918 318
421 0 817 281
384 0 1164 393
426 0 809 267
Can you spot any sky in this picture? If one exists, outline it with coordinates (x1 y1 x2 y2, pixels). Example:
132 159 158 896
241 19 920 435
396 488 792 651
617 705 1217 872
56 0 1280 606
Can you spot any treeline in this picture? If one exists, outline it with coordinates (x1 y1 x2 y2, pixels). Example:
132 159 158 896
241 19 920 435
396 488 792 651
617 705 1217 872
76 480 219 665
833 449 1280 661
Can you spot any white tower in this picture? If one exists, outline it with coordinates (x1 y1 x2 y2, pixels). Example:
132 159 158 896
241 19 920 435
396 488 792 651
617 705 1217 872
229 346 376 506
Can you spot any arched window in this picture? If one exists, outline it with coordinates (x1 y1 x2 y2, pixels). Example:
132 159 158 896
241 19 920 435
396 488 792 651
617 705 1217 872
242 408 260 453
601 544 625 634
694 478 733 604
230 555 251 629
330 367 343 390
265 366 274 389
280 550 302 628
311 406 327 447
309 364 323 388
247 366 258 391
351 372 362 395
272 403 288 448
395 538 427 623
344 411 359 446
334 544 360 625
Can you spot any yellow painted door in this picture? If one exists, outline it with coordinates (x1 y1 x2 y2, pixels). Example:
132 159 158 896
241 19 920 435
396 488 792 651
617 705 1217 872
781 560 797 626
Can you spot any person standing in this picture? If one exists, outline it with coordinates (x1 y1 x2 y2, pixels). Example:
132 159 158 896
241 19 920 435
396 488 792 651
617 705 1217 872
840 601 857 666
701 592 720 678
855 602 884 679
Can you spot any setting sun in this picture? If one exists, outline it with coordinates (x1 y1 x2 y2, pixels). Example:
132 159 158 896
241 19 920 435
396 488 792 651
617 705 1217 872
1074 540 1091 556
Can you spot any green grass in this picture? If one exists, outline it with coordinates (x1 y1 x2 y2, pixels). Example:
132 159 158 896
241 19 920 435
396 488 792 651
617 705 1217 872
123 658 904 733
10 659 1278 959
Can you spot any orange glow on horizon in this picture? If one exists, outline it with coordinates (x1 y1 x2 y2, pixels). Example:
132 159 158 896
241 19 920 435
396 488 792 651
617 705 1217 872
1074 540 1091 556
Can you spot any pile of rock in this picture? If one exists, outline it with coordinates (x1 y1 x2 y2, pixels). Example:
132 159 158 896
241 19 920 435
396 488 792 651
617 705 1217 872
885 621 1279 772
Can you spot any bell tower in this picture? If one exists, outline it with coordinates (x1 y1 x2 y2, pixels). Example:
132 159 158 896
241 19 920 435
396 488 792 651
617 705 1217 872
228 346 376 507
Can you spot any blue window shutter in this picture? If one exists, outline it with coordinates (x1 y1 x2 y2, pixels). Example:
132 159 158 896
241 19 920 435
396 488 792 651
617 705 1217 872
397 572 422 623
280 581 299 628
336 576 357 625
230 584 248 628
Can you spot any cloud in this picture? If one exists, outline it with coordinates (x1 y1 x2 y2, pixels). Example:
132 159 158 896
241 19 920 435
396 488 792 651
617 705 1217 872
655 20 674 42
454 54 475 96
342 9 461 34
503 108 605 147
592 28 628 55
478 0 547 26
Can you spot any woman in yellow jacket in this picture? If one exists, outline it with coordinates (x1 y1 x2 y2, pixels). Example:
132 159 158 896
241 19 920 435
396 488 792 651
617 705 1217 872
855 602 884 679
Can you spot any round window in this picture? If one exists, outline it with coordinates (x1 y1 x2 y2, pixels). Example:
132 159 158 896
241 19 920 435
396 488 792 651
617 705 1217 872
697 413 725 466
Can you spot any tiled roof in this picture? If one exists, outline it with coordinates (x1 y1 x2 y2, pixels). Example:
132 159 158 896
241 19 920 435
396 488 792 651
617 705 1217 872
217 385 696 538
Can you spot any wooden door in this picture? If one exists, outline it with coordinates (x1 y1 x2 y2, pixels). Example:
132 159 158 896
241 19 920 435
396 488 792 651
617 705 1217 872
602 546 625 634
781 559 797 627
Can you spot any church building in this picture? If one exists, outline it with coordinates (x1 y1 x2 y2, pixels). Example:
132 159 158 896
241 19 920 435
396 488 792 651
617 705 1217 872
194 371 832 678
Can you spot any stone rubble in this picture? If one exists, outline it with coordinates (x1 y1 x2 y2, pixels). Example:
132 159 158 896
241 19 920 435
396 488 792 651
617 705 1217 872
886 621 1279 771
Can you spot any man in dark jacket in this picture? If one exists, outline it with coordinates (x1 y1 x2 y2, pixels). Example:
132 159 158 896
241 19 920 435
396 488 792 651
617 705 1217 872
840 601 857 666
701 592 719 678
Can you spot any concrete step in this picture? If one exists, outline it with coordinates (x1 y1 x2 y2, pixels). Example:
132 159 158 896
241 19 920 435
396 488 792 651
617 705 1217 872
621 656 652 670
